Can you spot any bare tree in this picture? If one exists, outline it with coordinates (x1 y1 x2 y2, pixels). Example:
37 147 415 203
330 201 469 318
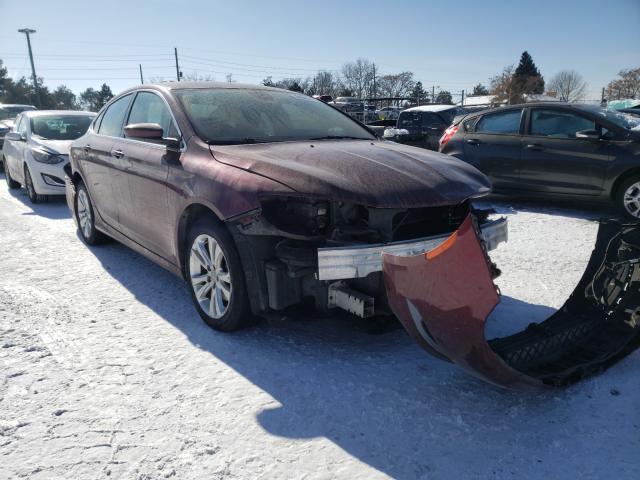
377 72 414 99
548 70 587 102
311 71 339 96
490 64 530 105
341 58 375 99
607 67 640 100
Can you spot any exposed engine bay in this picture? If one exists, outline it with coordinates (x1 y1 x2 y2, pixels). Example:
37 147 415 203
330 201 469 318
229 197 504 318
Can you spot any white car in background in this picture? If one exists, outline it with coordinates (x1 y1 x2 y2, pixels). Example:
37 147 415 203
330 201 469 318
2 110 95 203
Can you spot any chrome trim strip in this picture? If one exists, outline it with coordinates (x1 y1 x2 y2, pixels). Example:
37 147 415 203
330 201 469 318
317 217 508 281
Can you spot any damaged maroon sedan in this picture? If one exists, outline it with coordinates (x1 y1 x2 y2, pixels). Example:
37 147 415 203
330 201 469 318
65 83 639 388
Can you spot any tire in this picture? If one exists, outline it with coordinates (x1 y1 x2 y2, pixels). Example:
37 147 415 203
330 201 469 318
616 176 640 220
0 153 4 172
24 166 47 203
185 218 250 331
3 157 20 189
75 181 108 245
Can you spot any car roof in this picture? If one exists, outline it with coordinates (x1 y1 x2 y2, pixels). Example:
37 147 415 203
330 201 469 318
21 110 96 117
403 104 458 113
0 104 36 109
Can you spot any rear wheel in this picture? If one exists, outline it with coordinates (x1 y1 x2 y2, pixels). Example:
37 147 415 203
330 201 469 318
75 181 108 245
185 218 251 331
616 176 640 220
3 157 20 189
24 166 47 203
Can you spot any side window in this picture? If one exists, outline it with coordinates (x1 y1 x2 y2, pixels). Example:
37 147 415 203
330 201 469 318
98 94 132 137
127 92 179 139
423 112 444 127
92 110 105 132
475 109 523 134
530 109 596 138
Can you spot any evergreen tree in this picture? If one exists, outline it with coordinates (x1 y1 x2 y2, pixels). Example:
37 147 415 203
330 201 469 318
262 76 275 87
471 83 489 96
435 90 453 104
514 51 545 94
411 81 427 103
96 84 114 110
288 82 303 93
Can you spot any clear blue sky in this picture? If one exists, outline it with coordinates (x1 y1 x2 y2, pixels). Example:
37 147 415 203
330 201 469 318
0 0 638 100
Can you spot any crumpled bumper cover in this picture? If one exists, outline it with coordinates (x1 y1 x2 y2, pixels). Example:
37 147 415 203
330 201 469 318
383 214 640 388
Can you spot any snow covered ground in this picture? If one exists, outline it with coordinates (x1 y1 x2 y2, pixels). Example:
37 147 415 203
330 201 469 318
0 177 638 480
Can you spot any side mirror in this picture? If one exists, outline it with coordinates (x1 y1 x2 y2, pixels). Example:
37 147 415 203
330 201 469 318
576 129 601 140
124 123 164 140
5 131 25 142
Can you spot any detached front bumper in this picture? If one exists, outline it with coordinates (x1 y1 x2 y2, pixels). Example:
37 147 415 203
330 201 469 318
382 214 640 389
317 216 507 281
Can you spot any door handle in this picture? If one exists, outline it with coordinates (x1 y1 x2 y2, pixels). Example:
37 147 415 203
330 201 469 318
525 144 544 151
466 139 481 146
110 149 124 159
83 144 91 153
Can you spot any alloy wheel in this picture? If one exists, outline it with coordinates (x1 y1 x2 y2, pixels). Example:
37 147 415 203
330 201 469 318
77 188 93 239
623 182 640 218
189 234 232 319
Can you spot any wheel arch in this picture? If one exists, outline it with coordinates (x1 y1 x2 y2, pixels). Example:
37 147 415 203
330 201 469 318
176 202 226 277
610 168 640 200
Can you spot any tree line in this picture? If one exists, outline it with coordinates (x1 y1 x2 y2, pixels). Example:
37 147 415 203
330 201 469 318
1 54 638 112
0 59 114 111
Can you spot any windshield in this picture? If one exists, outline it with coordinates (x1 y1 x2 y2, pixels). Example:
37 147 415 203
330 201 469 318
578 106 640 130
175 88 375 144
30 115 94 140
0 106 35 121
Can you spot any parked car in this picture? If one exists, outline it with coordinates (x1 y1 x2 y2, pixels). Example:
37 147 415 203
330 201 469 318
439 102 640 217
65 82 506 332
0 104 37 169
312 94 333 103
376 106 401 121
330 96 364 114
395 105 466 150
2 110 95 203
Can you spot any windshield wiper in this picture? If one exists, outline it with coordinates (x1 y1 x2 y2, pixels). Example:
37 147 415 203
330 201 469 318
308 135 370 141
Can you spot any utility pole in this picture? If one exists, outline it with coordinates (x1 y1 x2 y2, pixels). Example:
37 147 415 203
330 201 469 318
174 47 181 82
461 89 465 106
139 64 144 84
372 63 377 104
601 86 605 106
432 85 435 103
18 28 39 107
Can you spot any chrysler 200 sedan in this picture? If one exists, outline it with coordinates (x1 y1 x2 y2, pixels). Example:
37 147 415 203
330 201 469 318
65 82 506 333
63 83 640 389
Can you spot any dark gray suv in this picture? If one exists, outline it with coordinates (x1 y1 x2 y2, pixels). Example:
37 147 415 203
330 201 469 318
439 103 640 217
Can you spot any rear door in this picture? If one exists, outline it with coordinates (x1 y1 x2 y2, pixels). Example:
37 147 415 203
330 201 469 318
117 90 179 260
80 94 133 228
462 108 524 191
519 107 609 195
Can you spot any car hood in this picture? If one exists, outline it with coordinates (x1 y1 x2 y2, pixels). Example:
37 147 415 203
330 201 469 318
210 140 491 208
30 138 74 155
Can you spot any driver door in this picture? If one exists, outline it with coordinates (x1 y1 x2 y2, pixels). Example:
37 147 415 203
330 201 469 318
519 108 609 195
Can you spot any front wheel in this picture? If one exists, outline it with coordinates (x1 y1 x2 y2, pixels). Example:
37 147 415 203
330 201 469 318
24 166 47 203
616 176 640 220
185 219 250 331
3 157 20 189
75 181 108 245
